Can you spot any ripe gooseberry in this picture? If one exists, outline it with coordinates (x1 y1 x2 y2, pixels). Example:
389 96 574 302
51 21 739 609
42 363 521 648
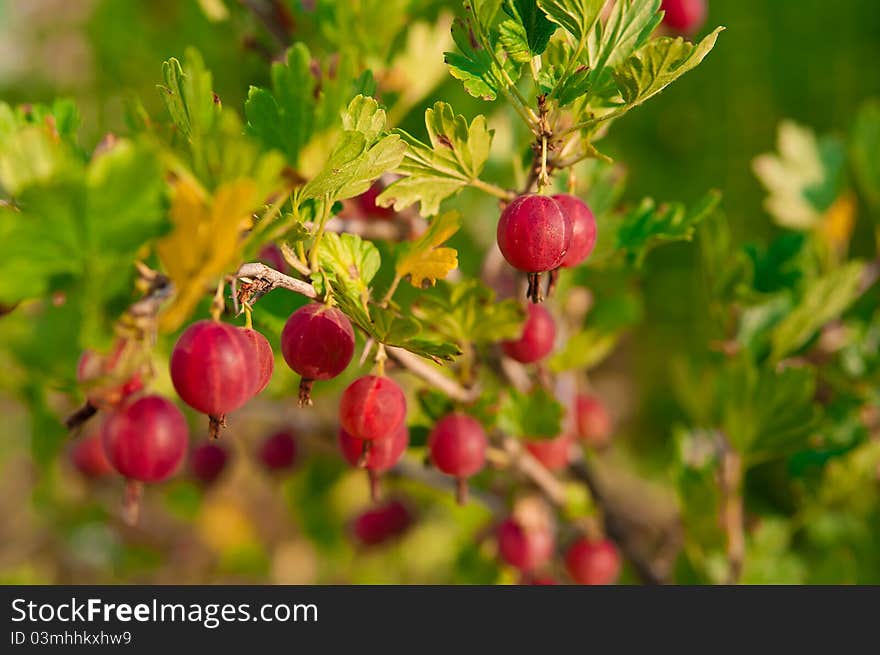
355 180 396 220
576 394 612 447
240 328 274 397
77 339 143 410
553 194 597 268
501 303 556 364
565 538 621 585
339 423 408 500
69 431 115 479
339 375 407 442
496 194 571 302
259 430 299 472
352 500 413 546
170 320 255 434
190 441 229 485
102 395 189 483
428 413 487 504
661 0 707 35
496 517 555 573
281 303 355 405
524 434 574 471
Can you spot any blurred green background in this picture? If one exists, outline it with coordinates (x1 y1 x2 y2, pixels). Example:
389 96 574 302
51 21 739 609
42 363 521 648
1 0 878 583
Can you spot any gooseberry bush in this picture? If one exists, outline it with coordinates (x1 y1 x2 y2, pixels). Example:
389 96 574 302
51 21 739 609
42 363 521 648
2 0 880 585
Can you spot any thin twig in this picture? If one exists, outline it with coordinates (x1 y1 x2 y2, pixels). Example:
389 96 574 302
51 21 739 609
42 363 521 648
569 459 669 585
236 262 318 300
386 346 480 403
720 443 744 584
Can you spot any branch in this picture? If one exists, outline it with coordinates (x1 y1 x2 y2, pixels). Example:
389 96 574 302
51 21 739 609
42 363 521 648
386 346 480 403
236 262 318 302
569 459 671 585
720 444 744 584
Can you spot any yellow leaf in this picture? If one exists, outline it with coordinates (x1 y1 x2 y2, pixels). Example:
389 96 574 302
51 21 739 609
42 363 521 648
157 176 259 331
819 193 856 253
396 210 460 288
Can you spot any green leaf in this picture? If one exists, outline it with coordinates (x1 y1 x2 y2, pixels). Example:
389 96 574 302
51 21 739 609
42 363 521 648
158 48 218 142
504 0 556 57
498 20 533 64
497 387 564 439
302 95 406 202
396 211 460 287
445 15 502 101
413 279 524 346
377 102 494 215
245 43 315 166
538 0 604 42
369 305 461 362
312 232 380 328
613 28 723 108
548 328 619 372
616 190 721 265
770 261 866 361
0 138 166 305
720 357 819 462
590 0 662 72
850 99 880 211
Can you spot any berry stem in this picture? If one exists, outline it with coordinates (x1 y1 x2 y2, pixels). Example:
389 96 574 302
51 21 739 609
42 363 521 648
368 469 381 503
210 279 225 321
455 477 468 505
122 479 144 526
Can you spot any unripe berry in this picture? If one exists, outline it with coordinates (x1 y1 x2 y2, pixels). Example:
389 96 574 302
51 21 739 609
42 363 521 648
170 320 254 418
496 195 571 273
240 328 274 397
281 303 355 405
661 0 707 35
496 517 555 573
69 431 115 479
190 441 229 485
428 413 487 503
575 394 612 447
565 538 621 585
77 340 143 409
339 375 407 441
338 423 409 473
553 194 597 268
259 430 299 472
524 434 574 471
501 303 556 363
101 395 188 483
352 500 413 546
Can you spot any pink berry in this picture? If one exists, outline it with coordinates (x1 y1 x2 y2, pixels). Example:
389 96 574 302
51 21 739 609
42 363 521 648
281 303 355 404
259 243 288 272
339 375 407 441
497 517 555 573
69 431 115 479
428 413 487 503
240 328 274 396
338 422 408 473
190 441 229 485
101 396 188 483
553 194 597 268
77 340 143 409
502 303 556 363
356 181 395 220
575 394 612 447
566 538 621 585
258 430 299 471
496 195 571 273
661 0 707 35
524 434 574 471
352 500 412 546
170 320 254 418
